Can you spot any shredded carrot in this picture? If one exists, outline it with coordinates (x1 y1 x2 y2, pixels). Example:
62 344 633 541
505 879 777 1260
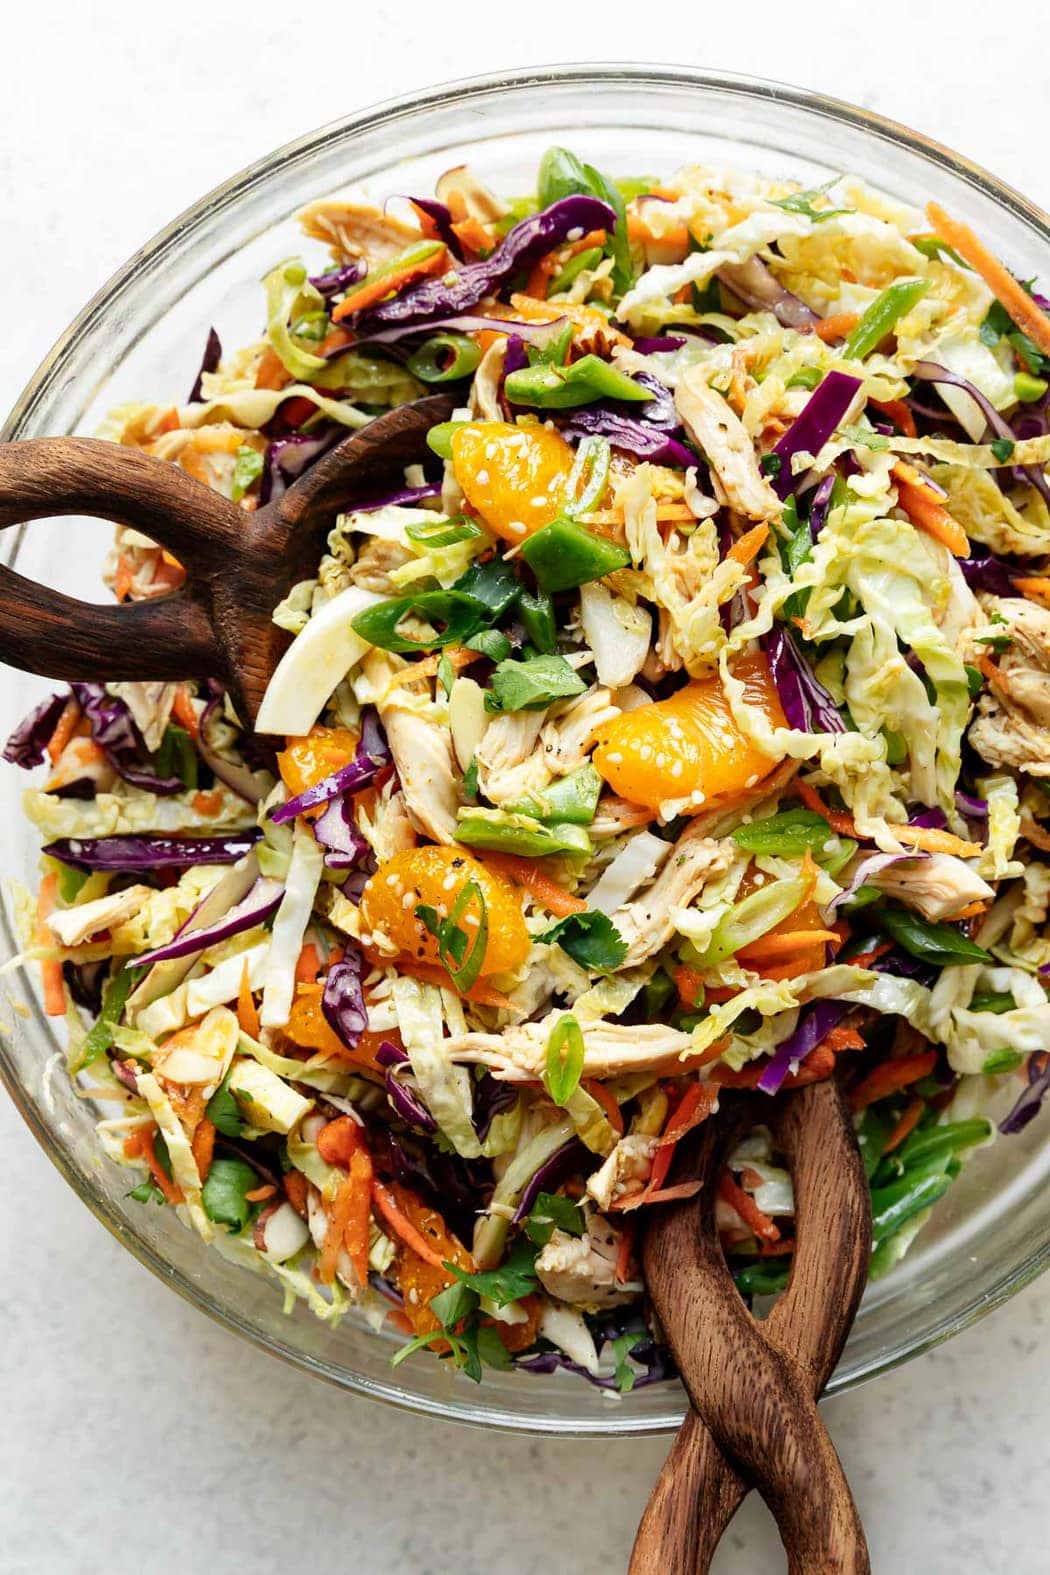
892 461 970 556
320 1170 363 1285
820 1024 867 1054
45 698 81 764
294 941 321 987
35 873 65 1018
927 201 1050 361
793 779 979 857
848 939 895 969
125 1124 184 1206
813 312 861 343
386 646 480 688
727 522 770 567
451 216 496 256
627 211 690 249
190 1117 216 1182
372 1179 447 1269
394 959 515 1010
615 1221 637 1284
583 1079 624 1136
343 1147 374 1284
479 852 586 917
237 960 261 1039
656 1081 719 1148
869 397 917 438
718 1170 780 1242
794 778 857 837
332 246 449 321
951 900 988 921
848 1049 938 1111
244 1183 276 1204
171 686 200 741
192 789 224 817
254 346 290 391
319 326 354 357
613 1179 703 1212
113 552 135 602
316 1114 362 1169
736 927 840 962
1012 576 1050 607
882 1098 925 1155
284 1169 308 1217
674 964 705 1009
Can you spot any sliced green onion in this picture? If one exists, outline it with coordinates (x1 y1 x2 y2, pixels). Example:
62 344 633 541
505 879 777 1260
426 421 471 460
441 878 488 994
405 514 485 550
407 333 482 384
545 1014 586 1106
350 590 486 652
842 278 930 361
565 435 612 519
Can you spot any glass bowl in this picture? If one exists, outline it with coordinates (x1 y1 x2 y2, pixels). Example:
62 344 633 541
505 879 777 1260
2 63 1049 1437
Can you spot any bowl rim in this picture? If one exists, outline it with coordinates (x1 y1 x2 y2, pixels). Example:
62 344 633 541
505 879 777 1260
3 60 1050 1436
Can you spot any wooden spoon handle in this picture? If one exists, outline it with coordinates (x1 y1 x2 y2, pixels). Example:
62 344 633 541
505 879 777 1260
0 436 241 686
634 1080 872 1574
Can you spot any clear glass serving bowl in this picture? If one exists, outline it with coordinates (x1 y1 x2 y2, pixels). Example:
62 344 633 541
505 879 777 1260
2 64 1049 1436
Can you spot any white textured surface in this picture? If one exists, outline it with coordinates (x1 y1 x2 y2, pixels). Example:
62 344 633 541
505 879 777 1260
3 5 1050 1571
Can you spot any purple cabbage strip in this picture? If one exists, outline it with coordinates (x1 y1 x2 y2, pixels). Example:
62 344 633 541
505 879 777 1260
829 850 926 911
357 313 569 352
2 692 68 768
913 360 1050 508
62 958 108 1014
259 425 343 506
502 333 528 379
909 806 948 830
517 1333 674 1392
632 334 686 353
43 831 261 872
472 1071 518 1143
771 371 862 499
561 371 696 468
765 625 846 735
958 551 1018 596
130 878 283 969
370 1272 406 1308
808 474 836 540
999 1052 1050 1134
196 691 266 806
343 481 442 514
308 260 366 299
955 790 989 819
403 196 462 259
270 711 390 824
187 327 222 404
71 682 185 795
348 195 615 336
312 795 372 870
716 257 820 332
512 1137 595 1224
385 1073 437 1133
756 1000 852 1095
321 950 368 1051
376 1040 409 1069
370 1128 492 1243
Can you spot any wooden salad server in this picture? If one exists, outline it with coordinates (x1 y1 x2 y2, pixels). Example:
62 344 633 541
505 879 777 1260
0 394 454 728
631 1077 872 1575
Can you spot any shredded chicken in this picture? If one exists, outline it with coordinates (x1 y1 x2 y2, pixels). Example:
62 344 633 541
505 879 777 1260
348 537 414 596
675 367 782 522
297 198 420 269
586 1134 658 1211
110 682 177 752
540 686 619 775
46 885 153 948
445 1014 700 1080
476 712 550 805
366 653 458 844
968 598 1050 776
868 853 994 922
611 825 733 967
534 1215 636 1307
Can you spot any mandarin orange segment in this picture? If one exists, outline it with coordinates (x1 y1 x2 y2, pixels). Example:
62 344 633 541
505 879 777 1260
591 654 787 813
282 985 394 1076
277 725 359 797
359 844 529 978
451 420 575 544
388 1183 473 1337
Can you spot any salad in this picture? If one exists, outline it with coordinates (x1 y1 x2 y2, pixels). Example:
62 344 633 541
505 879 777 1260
8 148 1050 1393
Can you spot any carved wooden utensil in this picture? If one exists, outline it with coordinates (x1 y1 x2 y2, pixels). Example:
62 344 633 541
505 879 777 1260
631 1078 872 1575
0 394 454 728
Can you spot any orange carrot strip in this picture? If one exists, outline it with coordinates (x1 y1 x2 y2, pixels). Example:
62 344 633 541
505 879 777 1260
736 927 840 961
813 312 861 343
190 1117 216 1182
237 961 261 1039
192 789 224 816
45 698 81 764
951 900 988 921
451 216 496 256
171 686 200 741
926 201 1050 360
615 1221 637 1284
332 246 449 322
656 1082 719 1148
882 1098 925 1155
727 522 770 567
674 964 704 1009
35 874 66 1018
284 1170 308 1217
893 461 970 556
395 959 515 1010
583 1079 624 1136
892 825 982 857
718 1170 780 1242
372 1179 447 1269
319 1172 361 1285
848 1050 938 1112
244 1183 277 1204
125 1124 184 1206
479 852 586 917
316 1114 362 1169
820 1025 866 1054
794 778 858 837
254 347 290 391
613 1180 704 1212
1012 576 1050 607
343 1147 374 1285
869 397 917 438
294 941 321 987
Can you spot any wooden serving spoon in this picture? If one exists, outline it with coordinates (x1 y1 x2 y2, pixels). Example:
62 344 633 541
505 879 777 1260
0 393 454 728
632 1077 872 1574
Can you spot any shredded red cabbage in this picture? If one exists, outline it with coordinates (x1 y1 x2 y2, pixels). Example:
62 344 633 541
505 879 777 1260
44 831 261 871
260 425 343 506
131 878 282 968
197 692 266 805
632 334 686 353
765 626 845 734
808 474 836 539
357 313 568 350
954 790 989 819
309 260 366 299
512 1137 596 1223
958 552 1018 597
472 1071 518 1142
402 196 462 259
913 361 1050 508
770 371 861 499
71 682 185 796
3 692 68 768
385 1072 437 1133
1000 1052 1050 1134
187 327 222 404
757 999 851 1095
270 712 390 824
561 370 696 467
311 795 372 870
321 950 368 1050
717 257 820 331
342 481 442 513
348 196 615 335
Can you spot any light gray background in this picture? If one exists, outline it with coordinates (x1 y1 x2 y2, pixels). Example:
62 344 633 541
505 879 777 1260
3 5 1049 1570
